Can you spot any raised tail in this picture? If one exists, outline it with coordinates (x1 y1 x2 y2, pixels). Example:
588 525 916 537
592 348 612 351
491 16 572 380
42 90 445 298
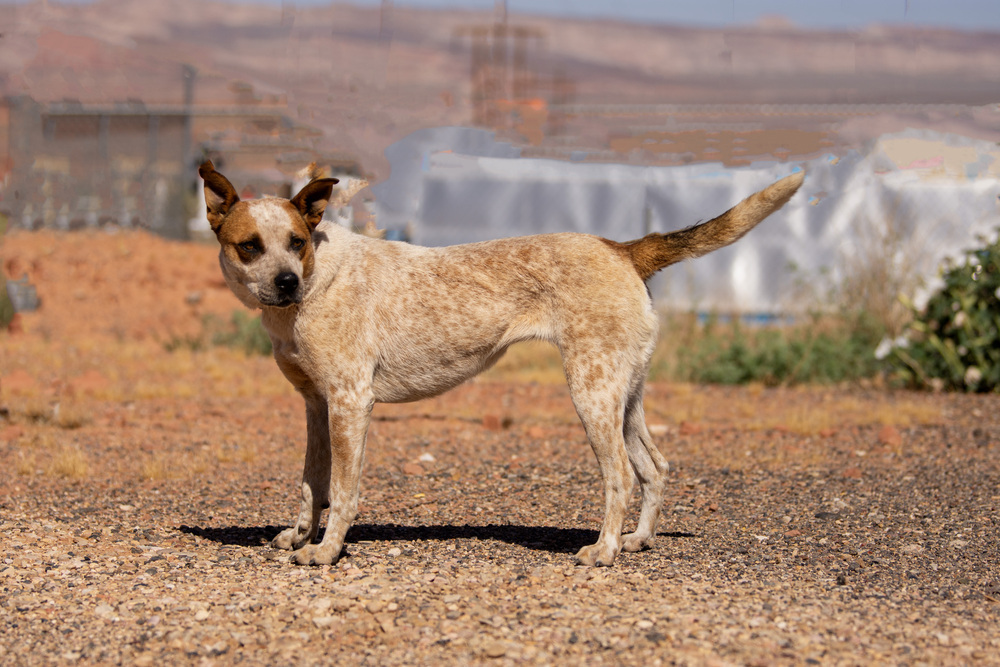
614 171 805 281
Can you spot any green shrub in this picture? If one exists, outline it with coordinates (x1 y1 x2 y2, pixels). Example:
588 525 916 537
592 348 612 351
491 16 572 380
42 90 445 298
887 228 1000 392
212 311 273 356
167 311 272 356
0 276 14 330
670 312 884 386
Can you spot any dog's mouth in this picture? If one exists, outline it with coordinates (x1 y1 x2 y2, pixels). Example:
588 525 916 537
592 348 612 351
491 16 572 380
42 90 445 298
264 296 300 308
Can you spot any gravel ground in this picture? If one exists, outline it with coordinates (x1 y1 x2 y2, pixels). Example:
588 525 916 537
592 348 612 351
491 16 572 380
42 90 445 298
2 230 999 664
2 381 998 666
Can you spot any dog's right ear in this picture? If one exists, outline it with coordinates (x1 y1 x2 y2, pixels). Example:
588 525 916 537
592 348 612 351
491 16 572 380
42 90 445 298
199 160 240 233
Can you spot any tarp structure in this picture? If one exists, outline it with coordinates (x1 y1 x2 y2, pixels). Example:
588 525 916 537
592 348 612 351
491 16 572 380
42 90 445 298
372 127 1000 314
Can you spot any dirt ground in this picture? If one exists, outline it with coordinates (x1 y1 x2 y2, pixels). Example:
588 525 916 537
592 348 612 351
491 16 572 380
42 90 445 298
1 229 999 666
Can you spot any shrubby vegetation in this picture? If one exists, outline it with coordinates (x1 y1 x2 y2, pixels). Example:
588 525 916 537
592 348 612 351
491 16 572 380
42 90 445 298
886 228 1000 392
168 311 272 356
662 312 884 386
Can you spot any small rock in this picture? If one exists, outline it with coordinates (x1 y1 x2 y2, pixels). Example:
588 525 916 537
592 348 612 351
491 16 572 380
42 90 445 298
418 452 435 462
402 462 424 476
836 573 848 586
679 421 702 436
878 425 902 447
842 467 863 479
312 615 337 629
482 414 502 431
949 540 969 549
374 612 395 633
387 547 402 557
482 640 507 658
901 543 923 555
194 609 210 621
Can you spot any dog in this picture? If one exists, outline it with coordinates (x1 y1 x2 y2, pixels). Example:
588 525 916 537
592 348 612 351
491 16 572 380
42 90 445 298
199 160 803 566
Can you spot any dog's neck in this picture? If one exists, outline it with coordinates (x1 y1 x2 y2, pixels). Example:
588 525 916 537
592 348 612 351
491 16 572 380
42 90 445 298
304 222 365 299
260 303 298 342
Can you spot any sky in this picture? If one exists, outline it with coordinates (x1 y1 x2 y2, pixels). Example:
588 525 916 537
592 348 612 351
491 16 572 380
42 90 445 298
298 0 1000 32
6 0 999 31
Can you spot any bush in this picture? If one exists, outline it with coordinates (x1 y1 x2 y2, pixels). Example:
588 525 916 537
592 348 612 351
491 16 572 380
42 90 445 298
167 311 272 356
669 312 885 386
212 311 273 356
0 276 14 330
887 228 1000 392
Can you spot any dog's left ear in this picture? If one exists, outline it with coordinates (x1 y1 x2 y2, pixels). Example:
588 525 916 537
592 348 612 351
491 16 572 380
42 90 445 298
290 178 340 229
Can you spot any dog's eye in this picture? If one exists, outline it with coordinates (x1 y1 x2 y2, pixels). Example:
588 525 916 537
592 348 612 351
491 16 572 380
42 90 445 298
238 241 260 255
290 237 306 252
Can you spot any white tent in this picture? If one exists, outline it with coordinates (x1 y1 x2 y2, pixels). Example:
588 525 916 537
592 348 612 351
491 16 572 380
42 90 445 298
372 127 1000 314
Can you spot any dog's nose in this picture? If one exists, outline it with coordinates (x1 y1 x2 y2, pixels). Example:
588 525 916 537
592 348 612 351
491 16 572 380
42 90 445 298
274 272 299 295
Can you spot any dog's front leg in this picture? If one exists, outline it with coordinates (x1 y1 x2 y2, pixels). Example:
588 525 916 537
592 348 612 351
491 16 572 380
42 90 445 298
271 394 331 551
290 390 372 566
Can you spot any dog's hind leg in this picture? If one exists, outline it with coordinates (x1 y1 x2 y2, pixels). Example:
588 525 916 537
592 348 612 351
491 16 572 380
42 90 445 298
621 386 669 553
562 350 634 567
271 394 331 551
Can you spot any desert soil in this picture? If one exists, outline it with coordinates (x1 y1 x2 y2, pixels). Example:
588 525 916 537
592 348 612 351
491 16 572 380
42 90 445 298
1 229 999 666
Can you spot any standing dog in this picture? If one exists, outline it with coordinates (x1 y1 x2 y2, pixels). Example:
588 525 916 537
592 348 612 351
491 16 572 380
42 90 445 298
199 161 803 566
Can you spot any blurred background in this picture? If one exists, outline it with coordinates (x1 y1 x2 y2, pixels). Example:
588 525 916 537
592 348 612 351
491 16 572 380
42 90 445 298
1 0 999 320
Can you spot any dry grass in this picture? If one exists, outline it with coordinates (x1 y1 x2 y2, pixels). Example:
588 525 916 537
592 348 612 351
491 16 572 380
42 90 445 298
47 446 90 479
140 454 173 481
1 337 295 404
52 402 92 429
481 341 565 384
15 452 36 477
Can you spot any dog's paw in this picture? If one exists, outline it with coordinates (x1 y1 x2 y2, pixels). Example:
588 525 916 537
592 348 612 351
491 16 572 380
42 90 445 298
621 531 653 553
271 527 308 551
290 543 342 566
575 542 619 567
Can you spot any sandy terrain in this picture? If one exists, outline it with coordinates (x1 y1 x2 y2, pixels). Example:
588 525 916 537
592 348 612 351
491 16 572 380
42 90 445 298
1 229 998 665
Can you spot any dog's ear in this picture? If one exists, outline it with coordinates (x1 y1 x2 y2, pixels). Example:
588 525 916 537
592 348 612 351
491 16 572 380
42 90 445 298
290 177 340 229
199 160 240 232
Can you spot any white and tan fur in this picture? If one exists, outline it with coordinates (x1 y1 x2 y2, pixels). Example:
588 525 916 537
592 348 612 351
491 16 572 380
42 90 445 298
199 161 803 566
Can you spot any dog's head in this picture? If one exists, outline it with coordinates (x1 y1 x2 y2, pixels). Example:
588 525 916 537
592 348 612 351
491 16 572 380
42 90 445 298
199 161 338 309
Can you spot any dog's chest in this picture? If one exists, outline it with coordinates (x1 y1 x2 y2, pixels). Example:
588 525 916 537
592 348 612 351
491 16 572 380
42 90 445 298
261 311 315 392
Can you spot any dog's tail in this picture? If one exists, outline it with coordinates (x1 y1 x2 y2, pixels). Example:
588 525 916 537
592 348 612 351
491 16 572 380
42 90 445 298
615 171 804 281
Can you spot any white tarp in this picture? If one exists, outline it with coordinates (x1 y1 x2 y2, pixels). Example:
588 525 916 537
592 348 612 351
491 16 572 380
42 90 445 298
373 127 1000 313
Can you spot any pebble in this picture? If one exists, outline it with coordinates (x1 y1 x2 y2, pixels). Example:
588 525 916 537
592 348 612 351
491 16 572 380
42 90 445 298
402 462 424 476
312 615 338 629
877 425 903 447
482 640 507 658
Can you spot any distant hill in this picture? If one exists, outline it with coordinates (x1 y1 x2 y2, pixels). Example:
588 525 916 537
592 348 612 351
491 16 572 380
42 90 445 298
2 0 999 178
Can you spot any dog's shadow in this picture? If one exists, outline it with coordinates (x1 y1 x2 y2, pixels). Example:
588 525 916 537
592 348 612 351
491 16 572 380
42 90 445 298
177 523 696 555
